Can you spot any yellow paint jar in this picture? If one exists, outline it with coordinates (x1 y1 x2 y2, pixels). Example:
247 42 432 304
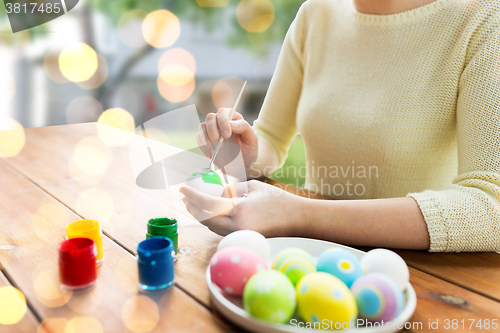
66 219 104 265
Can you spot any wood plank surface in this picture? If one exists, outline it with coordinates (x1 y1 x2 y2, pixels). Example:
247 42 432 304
4 123 222 307
407 268 500 332
0 160 227 333
3 123 500 333
0 271 39 333
395 251 500 303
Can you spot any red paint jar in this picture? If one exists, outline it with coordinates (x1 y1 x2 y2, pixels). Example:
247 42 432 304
58 238 98 289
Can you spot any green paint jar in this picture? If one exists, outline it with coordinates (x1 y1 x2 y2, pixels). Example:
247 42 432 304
146 218 178 257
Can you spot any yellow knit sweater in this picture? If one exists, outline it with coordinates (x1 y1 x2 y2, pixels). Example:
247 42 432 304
253 0 500 252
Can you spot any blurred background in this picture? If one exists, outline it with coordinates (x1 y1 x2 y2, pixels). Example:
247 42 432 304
0 0 306 186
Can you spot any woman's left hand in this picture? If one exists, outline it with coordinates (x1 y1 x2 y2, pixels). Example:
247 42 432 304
180 180 304 237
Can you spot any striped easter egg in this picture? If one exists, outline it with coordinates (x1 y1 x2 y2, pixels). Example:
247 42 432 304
272 248 316 286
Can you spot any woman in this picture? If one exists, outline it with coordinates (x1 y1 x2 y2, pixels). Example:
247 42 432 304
180 0 500 252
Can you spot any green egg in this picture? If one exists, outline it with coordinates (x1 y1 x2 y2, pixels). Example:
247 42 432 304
191 168 222 186
243 270 296 323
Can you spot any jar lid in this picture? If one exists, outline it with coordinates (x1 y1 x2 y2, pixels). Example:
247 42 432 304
147 217 177 236
58 238 97 261
67 219 101 239
137 237 174 263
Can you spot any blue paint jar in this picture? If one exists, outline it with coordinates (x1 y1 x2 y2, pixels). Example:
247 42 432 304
137 237 175 291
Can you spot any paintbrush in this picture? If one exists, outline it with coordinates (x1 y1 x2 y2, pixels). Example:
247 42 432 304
208 81 247 171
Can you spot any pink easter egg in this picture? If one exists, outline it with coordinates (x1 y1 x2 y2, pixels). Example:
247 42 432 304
210 246 268 297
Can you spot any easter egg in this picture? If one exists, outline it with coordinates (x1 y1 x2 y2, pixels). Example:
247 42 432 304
360 249 409 290
296 272 357 329
243 270 296 323
217 230 271 261
185 168 224 197
351 273 405 322
272 248 316 286
210 246 267 297
316 247 363 288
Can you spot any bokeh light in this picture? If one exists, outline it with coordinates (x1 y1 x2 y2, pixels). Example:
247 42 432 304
59 43 98 82
121 296 160 333
33 268 73 307
236 0 275 33
32 201 65 243
75 188 114 227
117 10 148 48
158 48 196 74
142 10 180 49
159 64 194 87
157 48 196 102
76 55 108 90
44 50 69 84
195 80 218 115
67 287 102 314
196 0 231 7
72 136 112 176
0 118 25 158
212 76 246 109
66 96 103 124
68 156 105 186
37 318 69 333
212 80 233 109
0 286 27 325
97 108 135 146
65 317 103 333
158 78 195 103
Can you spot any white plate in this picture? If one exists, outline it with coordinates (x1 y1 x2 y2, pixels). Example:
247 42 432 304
207 237 417 333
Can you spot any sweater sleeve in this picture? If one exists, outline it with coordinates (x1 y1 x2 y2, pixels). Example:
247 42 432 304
252 2 308 167
408 17 500 252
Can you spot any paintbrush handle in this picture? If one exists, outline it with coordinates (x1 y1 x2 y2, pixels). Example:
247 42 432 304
208 81 247 170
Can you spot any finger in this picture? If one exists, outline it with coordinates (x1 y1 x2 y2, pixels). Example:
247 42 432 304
230 119 256 143
182 196 217 221
180 185 235 215
182 196 234 229
230 111 244 121
217 108 233 139
205 112 220 142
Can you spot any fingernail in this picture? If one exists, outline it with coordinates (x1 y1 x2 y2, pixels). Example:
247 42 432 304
223 130 230 138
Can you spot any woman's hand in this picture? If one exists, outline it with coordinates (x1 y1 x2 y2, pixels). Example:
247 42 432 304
197 108 259 172
180 180 304 237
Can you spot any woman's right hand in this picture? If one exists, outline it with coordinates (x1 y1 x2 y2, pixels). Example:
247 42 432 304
197 108 258 172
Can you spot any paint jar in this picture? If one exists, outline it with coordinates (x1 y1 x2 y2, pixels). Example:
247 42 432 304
137 237 175 291
146 217 178 257
58 238 98 289
66 219 103 265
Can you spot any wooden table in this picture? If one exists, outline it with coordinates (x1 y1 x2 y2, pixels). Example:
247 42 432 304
1 123 499 333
